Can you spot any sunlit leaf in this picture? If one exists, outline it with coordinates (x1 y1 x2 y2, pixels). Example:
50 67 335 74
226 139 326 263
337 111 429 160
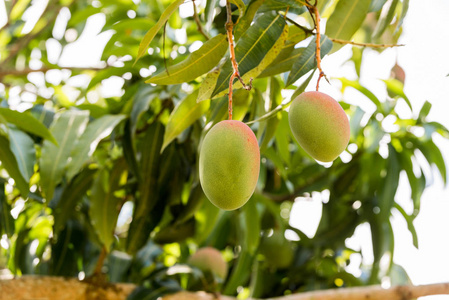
0 135 29 196
66 114 126 181
146 34 228 85
162 89 209 151
325 0 371 52
286 35 333 86
8 127 36 182
372 0 399 39
383 78 412 111
40 110 89 201
0 107 57 145
135 0 185 63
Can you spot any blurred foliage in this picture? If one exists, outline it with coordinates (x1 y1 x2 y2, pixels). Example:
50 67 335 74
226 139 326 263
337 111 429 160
0 0 446 299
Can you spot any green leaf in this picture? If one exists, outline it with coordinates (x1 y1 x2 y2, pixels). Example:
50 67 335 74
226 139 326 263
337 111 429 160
233 0 265 41
127 122 164 254
130 86 159 136
8 127 36 182
0 181 15 238
135 0 185 63
258 0 306 13
396 0 409 32
197 69 220 102
146 34 228 85
339 78 382 109
90 160 126 252
372 0 399 39
212 13 287 97
122 120 141 182
66 114 126 181
240 197 261 255
0 135 29 196
162 89 209 151
286 35 333 86
0 107 57 145
230 0 246 21
417 139 447 184
87 67 135 91
40 110 89 201
383 78 412 111
52 167 97 234
394 203 418 248
258 47 305 78
379 144 400 222
204 0 218 31
369 0 387 12
223 249 253 294
325 0 371 52
275 111 291 165
418 100 432 121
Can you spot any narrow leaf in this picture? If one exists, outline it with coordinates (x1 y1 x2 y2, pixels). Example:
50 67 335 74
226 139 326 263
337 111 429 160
286 35 333 86
52 167 97 234
0 135 28 196
0 181 15 238
130 86 159 136
135 0 185 63
40 110 89 201
396 0 409 32
379 144 400 222
372 0 399 39
162 89 209 151
383 78 412 111
8 127 36 181
197 69 220 102
370 0 387 12
212 14 286 97
0 107 57 145
90 160 126 252
240 199 260 255
325 0 371 52
146 34 228 85
394 203 418 248
339 78 382 109
66 114 126 181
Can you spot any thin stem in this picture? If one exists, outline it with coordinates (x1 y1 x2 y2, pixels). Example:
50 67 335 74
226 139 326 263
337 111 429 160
329 37 405 48
93 247 107 276
192 0 210 40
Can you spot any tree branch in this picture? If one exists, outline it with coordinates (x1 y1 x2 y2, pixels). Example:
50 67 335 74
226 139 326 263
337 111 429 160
192 0 210 40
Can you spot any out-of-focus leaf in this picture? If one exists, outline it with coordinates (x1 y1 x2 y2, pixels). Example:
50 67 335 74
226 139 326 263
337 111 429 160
66 114 126 181
396 0 409 32
52 167 97 235
0 107 57 145
8 127 35 182
154 218 195 244
339 78 382 109
135 0 185 63
223 249 253 295
40 110 89 201
372 0 399 39
162 89 209 151
204 0 218 31
130 86 159 136
349 107 365 140
87 67 135 91
0 181 15 238
369 0 388 12
325 0 371 52
239 198 261 255
378 144 400 222
230 0 246 21
122 120 140 181
146 34 228 85
127 122 164 254
258 0 305 13
394 203 418 248
0 135 29 196
418 100 432 121
90 160 126 252
212 14 287 97
175 183 206 225
417 139 447 184
275 111 291 165
286 35 332 86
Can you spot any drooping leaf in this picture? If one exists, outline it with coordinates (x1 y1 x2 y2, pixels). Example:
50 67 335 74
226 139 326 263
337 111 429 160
122 120 141 182
417 139 447 184
230 0 246 22
394 203 418 248
0 181 15 238
339 78 382 109
40 110 89 201
127 122 164 254
212 13 287 97
8 127 36 182
90 160 127 252
286 35 333 86
369 0 388 12
0 107 57 145
418 100 432 121
383 78 412 111
396 0 409 32
135 0 185 63
372 0 399 39
146 34 228 85
52 167 97 235
239 198 261 255
197 69 220 102
162 89 209 151
130 86 159 136
233 0 266 41
0 135 29 196
66 114 126 181
378 144 400 222
325 0 371 52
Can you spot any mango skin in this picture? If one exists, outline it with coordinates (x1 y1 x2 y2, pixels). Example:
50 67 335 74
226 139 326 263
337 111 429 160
288 91 350 162
199 120 260 210
188 247 228 279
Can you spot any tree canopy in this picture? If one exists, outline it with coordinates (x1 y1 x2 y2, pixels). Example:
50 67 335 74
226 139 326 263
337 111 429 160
0 0 448 299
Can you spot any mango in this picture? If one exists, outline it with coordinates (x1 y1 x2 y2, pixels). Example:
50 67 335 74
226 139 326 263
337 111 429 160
199 120 260 210
288 91 350 162
188 247 228 279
